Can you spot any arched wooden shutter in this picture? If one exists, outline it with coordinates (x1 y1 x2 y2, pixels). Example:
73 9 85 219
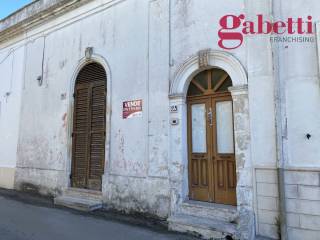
72 63 106 191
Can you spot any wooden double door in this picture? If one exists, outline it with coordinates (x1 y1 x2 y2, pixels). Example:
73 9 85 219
188 93 237 205
71 63 106 191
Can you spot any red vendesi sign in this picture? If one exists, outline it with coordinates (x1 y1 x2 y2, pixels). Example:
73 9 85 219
218 14 314 50
123 100 143 119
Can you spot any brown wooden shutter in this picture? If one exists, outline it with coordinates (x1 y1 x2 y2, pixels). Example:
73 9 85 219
72 63 106 190
87 82 106 190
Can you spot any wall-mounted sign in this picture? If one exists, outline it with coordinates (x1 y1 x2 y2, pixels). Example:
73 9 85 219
123 99 143 119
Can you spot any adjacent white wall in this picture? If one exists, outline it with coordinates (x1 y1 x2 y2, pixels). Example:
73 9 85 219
278 0 320 168
0 43 25 189
274 1 320 239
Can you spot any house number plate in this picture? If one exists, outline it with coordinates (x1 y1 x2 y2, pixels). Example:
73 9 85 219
170 105 178 113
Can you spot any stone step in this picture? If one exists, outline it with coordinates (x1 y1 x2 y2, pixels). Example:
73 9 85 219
256 236 275 240
168 213 237 240
179 200 238 223
54 188 103 212
54 195 103 212
63 188 102 201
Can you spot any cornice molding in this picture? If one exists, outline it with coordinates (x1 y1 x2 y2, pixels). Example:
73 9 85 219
0 0 94 44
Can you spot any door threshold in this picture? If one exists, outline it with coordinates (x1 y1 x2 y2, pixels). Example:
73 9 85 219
67 187 102 195
183 199 237 210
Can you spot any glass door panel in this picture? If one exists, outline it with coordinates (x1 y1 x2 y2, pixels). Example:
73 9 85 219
191 104 207 153
216 101 234 154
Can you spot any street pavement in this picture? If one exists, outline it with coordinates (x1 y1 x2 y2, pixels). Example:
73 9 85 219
0 193 197 240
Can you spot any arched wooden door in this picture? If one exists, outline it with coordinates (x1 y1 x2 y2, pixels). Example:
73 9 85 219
71 63 106 191
187 68 236 205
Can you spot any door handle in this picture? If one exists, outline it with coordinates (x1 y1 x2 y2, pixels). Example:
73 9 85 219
207 107 213 127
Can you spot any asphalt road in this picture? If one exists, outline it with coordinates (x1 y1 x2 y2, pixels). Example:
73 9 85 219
0 194 196 240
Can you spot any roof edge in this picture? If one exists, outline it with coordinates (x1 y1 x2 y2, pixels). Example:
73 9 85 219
0 0 93 44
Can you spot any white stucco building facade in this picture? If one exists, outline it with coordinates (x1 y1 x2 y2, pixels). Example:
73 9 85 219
0 0 320 239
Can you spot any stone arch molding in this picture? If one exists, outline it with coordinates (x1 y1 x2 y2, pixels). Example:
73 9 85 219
69 54 112 92
169 49 247 98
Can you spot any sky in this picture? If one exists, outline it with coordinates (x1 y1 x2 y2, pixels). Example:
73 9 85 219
0 0 33 19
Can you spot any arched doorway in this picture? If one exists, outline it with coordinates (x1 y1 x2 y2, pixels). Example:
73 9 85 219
187 68 236 205
71 62 107 191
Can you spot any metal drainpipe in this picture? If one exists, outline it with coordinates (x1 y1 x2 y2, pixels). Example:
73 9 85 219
273 37 288 240
272 0 288 238
278 167 288 240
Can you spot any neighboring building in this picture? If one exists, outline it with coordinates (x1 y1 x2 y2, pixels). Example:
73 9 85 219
0 0 320 239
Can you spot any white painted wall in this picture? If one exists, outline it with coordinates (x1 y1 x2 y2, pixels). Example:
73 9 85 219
273 1 320 239
0 46 23 168
277 0 320 168
0 43 25 188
